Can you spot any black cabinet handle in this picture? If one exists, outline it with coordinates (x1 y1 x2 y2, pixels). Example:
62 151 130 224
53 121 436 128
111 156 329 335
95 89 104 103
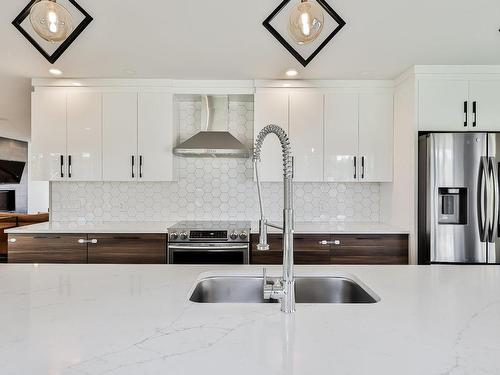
361 156 365 179
68 155 72 178
464 101 468 127
131 155 135 178
354 156 357 179
473 101 477 127
60 155 64 178
139 155 143 178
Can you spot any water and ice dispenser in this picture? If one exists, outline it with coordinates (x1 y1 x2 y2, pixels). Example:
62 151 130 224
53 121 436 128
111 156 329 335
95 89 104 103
438 188 467 225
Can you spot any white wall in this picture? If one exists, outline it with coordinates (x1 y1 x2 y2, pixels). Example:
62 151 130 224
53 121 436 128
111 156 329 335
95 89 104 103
0 76 50 213
0 76 31 141
380 74 417 263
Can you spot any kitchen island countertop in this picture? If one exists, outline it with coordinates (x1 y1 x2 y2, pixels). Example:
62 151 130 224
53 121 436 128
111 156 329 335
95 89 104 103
0 264 498 374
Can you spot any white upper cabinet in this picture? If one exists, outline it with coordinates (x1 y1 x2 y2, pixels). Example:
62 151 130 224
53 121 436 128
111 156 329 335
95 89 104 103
324 93 359 182
418 80 469 131
468 80 500 131
254 90 289 182
254 88 394 183
66 91 103 181
359 93 394 182
138 92 176 181
418 78 500 131
103 92 138 181
289 92 324 182
31 89 67 181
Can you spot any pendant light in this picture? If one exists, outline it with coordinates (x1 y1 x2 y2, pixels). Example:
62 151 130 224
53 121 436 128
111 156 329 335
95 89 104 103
29 0 73 43
288 0 324 45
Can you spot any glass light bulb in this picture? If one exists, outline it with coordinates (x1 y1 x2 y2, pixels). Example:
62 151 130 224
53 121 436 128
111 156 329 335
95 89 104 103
288 0 324 45
29 0 73 43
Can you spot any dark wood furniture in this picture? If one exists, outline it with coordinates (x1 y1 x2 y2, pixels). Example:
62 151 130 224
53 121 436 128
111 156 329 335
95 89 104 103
88 234 167 264
8 232 167 264
0 213 49 257
251 233 409 265
250 234 330 265
8 234 88 263
329 234 408 264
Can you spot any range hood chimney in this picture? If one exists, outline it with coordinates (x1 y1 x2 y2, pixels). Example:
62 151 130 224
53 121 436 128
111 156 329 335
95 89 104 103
173 95 250 158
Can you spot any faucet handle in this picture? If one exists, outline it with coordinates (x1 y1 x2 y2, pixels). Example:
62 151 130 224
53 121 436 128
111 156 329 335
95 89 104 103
263 267 273 300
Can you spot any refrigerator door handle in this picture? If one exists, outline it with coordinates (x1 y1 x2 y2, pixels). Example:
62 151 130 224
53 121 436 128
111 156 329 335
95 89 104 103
478 157 489 242
488 157 499 242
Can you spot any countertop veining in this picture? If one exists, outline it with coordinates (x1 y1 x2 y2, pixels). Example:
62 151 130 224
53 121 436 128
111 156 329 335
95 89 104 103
0 264 498 374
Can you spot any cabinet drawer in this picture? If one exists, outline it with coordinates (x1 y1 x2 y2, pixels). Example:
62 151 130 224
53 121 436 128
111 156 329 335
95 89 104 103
330 234 408 264
250 234 330 265
88 234 167 264
8 234 88 263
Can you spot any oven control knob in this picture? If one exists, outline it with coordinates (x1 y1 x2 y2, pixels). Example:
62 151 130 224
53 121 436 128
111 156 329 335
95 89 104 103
169 232 178 241
239 231 248 240
179 232 188 240
230 231 238 240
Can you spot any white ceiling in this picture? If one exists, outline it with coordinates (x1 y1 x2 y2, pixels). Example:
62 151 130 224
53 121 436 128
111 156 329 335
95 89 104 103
2 0 500 80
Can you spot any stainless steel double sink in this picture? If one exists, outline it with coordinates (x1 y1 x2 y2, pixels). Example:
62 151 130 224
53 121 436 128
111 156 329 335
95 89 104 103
189 275 380 304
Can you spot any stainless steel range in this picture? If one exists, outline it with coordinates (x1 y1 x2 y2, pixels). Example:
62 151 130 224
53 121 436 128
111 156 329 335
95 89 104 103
167 221 251 264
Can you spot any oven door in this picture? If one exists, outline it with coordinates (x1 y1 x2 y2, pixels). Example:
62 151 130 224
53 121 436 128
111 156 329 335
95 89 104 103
168 243 250 264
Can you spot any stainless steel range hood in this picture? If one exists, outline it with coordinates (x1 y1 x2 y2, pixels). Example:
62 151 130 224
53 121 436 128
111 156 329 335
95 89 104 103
173 95 250 158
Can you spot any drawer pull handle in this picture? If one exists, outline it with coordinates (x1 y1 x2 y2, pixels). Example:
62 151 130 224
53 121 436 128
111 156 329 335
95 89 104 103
318 240 341 245
8 238 16 243
78 239 98 244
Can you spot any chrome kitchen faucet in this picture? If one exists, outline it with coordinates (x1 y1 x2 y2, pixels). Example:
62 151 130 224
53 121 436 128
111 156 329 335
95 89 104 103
253 124 295 313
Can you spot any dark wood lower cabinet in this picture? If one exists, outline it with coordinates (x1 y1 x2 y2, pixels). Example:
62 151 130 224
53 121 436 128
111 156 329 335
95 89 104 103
330 234 408 264
8 234 88 263
8 231 407 265
251 234 330 265
251 233 408 265
88 234 166 264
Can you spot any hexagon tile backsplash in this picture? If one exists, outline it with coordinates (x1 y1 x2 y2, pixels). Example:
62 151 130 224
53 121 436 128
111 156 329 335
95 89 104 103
50 100 381 223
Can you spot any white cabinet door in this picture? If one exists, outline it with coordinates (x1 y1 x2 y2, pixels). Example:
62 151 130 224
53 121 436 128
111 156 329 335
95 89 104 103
418 80 469 131
31 89 67 181
289 92 324 182
254 90 289 182
67 92 103 181
468 80 500 131
324 93 359 182
103 92 138 181
359 93 394 182
138 92 176 181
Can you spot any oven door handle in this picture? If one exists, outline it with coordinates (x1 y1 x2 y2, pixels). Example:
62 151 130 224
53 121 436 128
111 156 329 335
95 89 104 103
168 245 249 251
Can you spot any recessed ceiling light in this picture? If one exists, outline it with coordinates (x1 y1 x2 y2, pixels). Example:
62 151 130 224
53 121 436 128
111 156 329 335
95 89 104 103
72 82 82 86
49 68 63 76
285 69 298 77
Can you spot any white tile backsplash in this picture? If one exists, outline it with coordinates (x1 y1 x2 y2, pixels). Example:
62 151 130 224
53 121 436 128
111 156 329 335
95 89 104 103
50 100 380 223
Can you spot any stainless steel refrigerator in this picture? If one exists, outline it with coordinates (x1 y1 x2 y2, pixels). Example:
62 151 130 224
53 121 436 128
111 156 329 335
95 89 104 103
419 133 500 264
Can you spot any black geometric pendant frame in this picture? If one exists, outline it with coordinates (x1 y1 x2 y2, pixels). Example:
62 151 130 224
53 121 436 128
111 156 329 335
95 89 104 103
263 0 346 67
12 0 93 64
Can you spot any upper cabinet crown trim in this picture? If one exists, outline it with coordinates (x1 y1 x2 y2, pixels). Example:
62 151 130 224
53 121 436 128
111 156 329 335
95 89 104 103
31 79 255 94
254 80 394 89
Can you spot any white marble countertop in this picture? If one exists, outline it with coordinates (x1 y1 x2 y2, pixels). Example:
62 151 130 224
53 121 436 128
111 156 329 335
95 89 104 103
5 221 409 235
5 221 176 234
253 221 409 234
0 264 499 374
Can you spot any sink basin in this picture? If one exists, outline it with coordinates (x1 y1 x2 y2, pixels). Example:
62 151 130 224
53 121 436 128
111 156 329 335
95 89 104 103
189 275 380 304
